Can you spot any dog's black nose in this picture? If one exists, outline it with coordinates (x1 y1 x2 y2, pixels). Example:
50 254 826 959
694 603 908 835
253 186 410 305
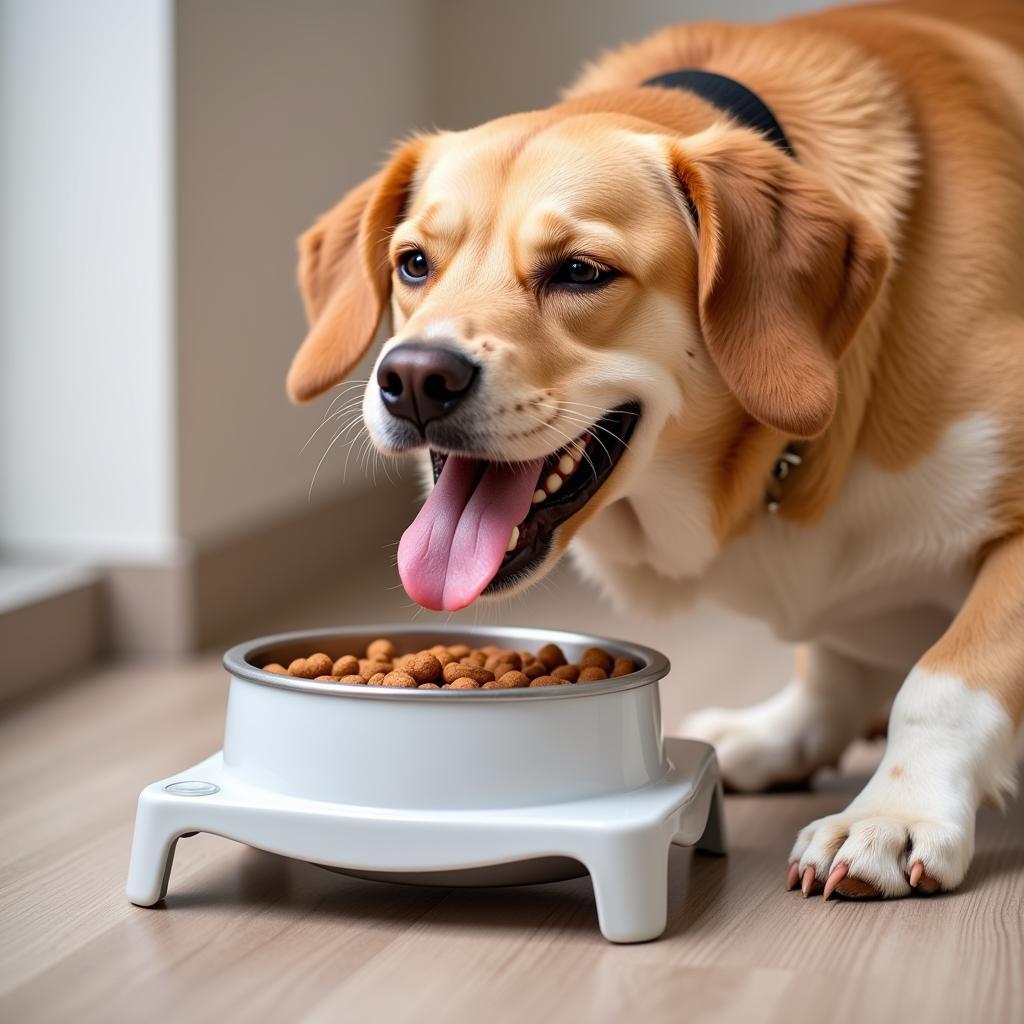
377 343 478 432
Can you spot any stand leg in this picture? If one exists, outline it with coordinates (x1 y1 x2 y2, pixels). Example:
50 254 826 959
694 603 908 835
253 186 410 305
586 832 671 943
695 781 727 855
126 791 185 906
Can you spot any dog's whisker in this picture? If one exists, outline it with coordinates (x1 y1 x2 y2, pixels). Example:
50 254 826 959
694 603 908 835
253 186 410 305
308 417 363 500
300 403 364 453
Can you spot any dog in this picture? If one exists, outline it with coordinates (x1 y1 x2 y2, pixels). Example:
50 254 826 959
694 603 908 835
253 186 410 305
286 0 1024 901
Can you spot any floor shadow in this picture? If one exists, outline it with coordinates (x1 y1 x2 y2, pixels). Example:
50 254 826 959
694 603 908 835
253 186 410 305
168 845 605 936
164 839 736 941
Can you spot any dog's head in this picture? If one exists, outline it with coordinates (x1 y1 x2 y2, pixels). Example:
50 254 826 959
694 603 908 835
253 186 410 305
288 103 888 611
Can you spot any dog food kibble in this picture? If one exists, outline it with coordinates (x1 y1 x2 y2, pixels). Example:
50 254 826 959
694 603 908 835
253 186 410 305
580 647 614 673
367 638 397 661
529 675 569 687
260 640 637 694
332 654 360 677
482 670 530 690
288 653 334 679
443 661 493 685
381 670 417 688
406 652 442 683
445 677 481 689
537 643 566 671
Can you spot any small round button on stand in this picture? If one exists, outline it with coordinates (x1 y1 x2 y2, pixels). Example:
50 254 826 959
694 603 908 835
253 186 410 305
164 780 219 797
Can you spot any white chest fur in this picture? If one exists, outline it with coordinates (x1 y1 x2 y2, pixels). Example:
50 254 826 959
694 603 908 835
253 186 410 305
578 414 1005 654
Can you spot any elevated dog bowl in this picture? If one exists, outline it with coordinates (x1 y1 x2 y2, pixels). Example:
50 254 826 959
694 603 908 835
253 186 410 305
126 625 725 943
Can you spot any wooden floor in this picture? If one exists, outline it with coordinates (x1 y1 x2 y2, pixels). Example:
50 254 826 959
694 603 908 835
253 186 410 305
1 562 1022 1024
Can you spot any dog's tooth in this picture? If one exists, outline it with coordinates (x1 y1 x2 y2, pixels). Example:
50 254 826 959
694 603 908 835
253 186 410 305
558 454 574 476
545 474 563 494
506 526 519 552
532 489 545 505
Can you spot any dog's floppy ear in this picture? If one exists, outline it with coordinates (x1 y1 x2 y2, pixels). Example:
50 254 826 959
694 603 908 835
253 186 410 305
669 137 889 437
287 136 428 404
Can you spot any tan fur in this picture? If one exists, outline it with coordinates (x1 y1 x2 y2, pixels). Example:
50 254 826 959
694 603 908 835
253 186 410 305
289 1 1024 748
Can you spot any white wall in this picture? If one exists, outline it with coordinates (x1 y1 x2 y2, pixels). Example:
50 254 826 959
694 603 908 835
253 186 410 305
0 0 175 558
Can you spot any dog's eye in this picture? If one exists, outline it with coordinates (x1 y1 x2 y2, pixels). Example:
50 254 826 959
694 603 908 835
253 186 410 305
549 258 616 288
397 249 430 284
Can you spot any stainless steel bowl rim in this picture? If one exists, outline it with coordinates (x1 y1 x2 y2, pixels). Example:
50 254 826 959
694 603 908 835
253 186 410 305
224 623 670 702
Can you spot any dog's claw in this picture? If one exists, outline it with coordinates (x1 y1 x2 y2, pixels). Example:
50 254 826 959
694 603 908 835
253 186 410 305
823 862 848 900
908 861 941 894
909 861 924 887
786 862 800 891
800 865 818 898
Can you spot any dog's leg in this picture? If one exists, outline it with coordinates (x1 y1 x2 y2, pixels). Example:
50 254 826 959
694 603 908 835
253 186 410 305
680 644 902 791
789 533 1024 899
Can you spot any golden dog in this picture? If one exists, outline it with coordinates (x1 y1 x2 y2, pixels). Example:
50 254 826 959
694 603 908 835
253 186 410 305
288 0 1024 900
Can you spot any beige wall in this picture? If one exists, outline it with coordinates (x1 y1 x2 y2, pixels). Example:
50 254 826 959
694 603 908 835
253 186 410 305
175 0 434 543
431 0 835 129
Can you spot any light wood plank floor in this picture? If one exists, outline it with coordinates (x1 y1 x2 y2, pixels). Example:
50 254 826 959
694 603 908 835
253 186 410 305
2 561 1022 1023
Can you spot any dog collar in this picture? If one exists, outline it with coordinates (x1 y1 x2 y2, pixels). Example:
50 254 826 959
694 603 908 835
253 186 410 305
642 68 795 158
764 444 804 514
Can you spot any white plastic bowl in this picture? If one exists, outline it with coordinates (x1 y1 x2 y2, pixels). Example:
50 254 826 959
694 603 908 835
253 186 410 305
129 625 724 941
222 624 671 814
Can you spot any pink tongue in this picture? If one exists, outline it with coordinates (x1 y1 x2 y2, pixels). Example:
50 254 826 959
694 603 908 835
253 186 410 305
398 456 544 611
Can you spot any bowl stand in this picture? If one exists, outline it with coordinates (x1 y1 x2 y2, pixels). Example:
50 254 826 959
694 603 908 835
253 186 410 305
127 736 725 944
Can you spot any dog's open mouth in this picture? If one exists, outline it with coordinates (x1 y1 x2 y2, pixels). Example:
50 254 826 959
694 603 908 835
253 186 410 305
397 403 640 611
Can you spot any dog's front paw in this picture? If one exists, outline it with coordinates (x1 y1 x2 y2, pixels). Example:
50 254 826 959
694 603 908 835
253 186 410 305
788 807 973 899
680 680 854 791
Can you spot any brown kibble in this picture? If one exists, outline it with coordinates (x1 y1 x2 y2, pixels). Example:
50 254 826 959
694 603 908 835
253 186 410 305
332 654 359 677
262 663 289 675
485 651 521 672
484 670 530 689
524 662 547 680
480 645 501 657
448 677 480 689
288 653 334 679
418 682 441 689
551 664 580 683
359 658 391 677
381 671 417 688
339 674 368 686
462 650 487 667
489 660 515 681
433 650 456 667
529 675 570 687
448 643 471 659
443 662 493 685
517 650 536 667
406 652 442 683
611 656 636 678
314 675 342 682
367 672 387 686
536 643 566 670
578 666 608 683
367 638 397 661
580 647 613 673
